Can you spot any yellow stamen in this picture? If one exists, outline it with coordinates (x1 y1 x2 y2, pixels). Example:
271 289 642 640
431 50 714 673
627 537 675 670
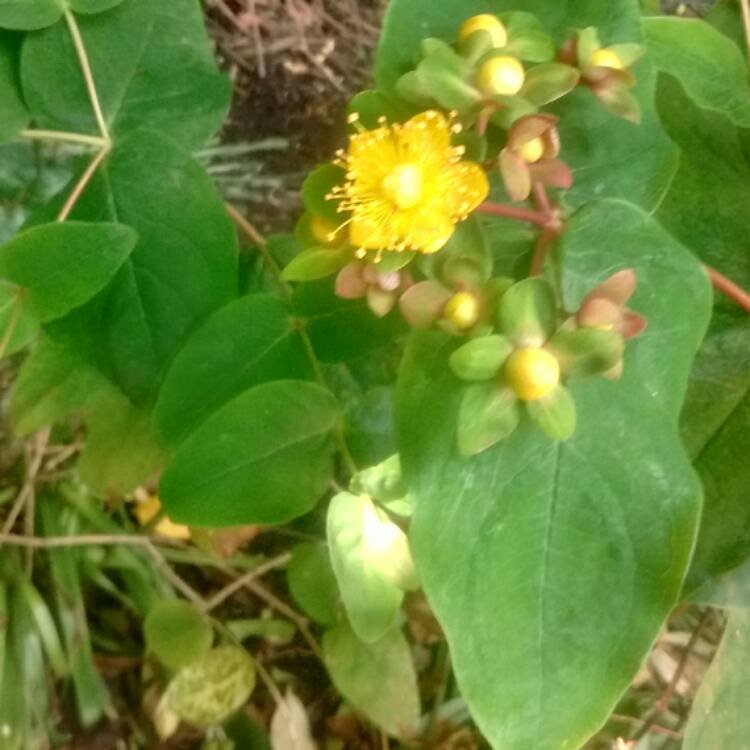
504 348 560 401
590 48 624 70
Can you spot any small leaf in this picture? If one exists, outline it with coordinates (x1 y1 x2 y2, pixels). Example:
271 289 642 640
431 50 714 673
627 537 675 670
0 221 137 322
418 43 480 112
144 600 213 671
596 83 642 123
644 16 750 126
449 335 513 381
160 381 339 527
350 453 407 503
153 294 312 447
287 543 340 626
166 646 256 728
525 385 576 440
547 328 624 378
10 337 111 435
323 622 420 738
504 31 556 63
498 277 557 347
347 89 412 129
282 247 350 282
327 492 405 643
302 164 346 224
457 382 520 456
522 63 580 106
0 0 62 30
399 281 451 329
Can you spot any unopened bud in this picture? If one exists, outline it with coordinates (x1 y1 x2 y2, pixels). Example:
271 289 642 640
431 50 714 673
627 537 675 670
476 55 525 97
590 48 624 70
444 290 481 331
517 136 545 164
504 347 560 401
458 14 508 48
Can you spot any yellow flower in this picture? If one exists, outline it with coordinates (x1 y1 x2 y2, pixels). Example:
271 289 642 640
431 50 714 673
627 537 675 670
331 111 489 255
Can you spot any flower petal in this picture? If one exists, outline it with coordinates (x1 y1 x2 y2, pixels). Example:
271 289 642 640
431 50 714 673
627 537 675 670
442 161 489 219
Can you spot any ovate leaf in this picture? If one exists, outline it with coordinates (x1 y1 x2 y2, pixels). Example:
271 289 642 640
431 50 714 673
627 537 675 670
0 280 37 357
327 492 404 643
144 600 213 671
21 0 231 148
166 646 255 728
644 16 750 125
0 221 137 322
46 129 239 404
153 294 311 447
683 609 750 750
397 199 711 750
0 0 62 30
160 381 339 527
10 336 112 435
323 622 420 738
286 543 340 626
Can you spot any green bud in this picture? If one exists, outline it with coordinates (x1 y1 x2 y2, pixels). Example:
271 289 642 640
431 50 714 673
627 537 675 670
457 383 520 456
498 277 558 347
547 328 624 378
450 334 513 381
525 385 576 441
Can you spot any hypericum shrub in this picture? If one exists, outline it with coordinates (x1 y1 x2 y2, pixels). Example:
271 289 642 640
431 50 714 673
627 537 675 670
2 0 750 748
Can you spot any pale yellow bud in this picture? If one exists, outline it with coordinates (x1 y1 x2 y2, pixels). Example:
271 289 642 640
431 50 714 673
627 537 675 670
476 55 525 97
444 291 481 331
458 14 508 48
504 347 560 401
590 48 624 70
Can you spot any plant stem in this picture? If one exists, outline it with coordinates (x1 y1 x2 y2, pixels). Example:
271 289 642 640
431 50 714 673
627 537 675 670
705 265 750 315
476 201 549 227
57 146 110 222
20 128 108 149
530 226 559 277
0 292 23 360
64 9 110 143
741 0 750 65
226 202 360 476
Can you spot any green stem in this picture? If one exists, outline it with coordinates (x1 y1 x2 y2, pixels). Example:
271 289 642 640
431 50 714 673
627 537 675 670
20 129 108 149
63 9 110 143
56 146 110 222
226 203 360 477
0 292 23 360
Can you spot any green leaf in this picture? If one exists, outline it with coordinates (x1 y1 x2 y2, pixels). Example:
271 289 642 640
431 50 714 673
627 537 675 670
40 503 109 727
302 164 346 224
160 381 339 527
68 0 125 13
644 16 750 126
0 221 137 322
20 580 68 678
350 453 407 504
21 0 231 147
165 646 255 728
547 328 624 378
450 335 512 381
281 246 349 282
504 31 555 63
322 622 420 738
348 89 414 129
327 492 405 643
0 0 62 30
144 600 213 671
683 609 750 750
397 198 711 750
498 277 557 347
292 279 405 363
287 542 340 626
46 129 239 404
0 280 37 357
79 387 165 495
153 294 311 447
10 336 111 435
0 34 28 142
343 386 397 467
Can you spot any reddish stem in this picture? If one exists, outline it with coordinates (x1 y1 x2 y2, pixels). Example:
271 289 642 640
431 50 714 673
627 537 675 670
706 265 750 315
532 181 552 215
530 227 559 276
476 201 549 227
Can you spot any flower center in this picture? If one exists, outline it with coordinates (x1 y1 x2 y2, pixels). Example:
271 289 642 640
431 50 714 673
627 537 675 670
517 137 545 164
590 48 624 70
382 163 424 210
504 347 560 401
